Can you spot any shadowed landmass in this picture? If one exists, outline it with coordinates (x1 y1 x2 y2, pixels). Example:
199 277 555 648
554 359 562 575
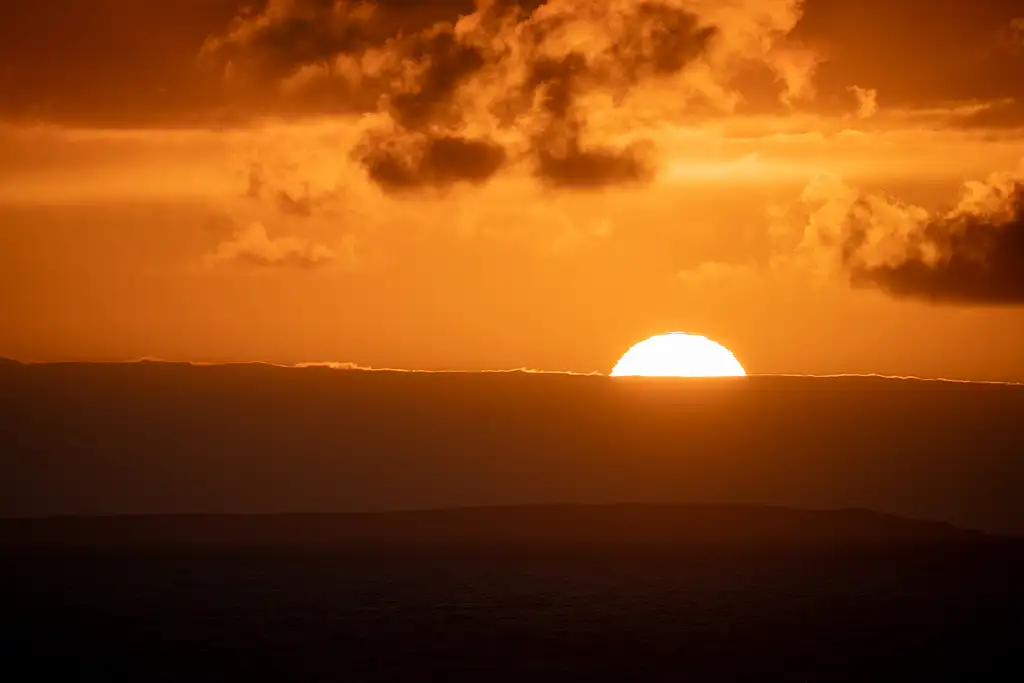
2 359 1022 534
0 503 988 548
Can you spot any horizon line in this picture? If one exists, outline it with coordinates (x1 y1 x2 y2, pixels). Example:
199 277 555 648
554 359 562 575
2 356 1022 387
0 501 985 533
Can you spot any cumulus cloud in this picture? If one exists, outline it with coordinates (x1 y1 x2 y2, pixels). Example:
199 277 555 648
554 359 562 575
201 0 816 192
789 165 1024 304
205 223 339 268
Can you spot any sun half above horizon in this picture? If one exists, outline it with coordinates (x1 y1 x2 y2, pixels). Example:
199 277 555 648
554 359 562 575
610 333 747 378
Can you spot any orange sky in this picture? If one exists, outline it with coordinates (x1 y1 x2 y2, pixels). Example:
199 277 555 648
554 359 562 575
1 0 1023 380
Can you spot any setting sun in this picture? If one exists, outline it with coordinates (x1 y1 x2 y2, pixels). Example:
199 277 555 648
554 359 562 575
610 333 747 377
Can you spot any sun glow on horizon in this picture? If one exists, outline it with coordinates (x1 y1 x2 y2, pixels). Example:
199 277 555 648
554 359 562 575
611 333 747 378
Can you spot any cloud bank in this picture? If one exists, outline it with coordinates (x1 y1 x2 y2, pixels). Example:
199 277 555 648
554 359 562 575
792 163 1024 304
200 0 816 191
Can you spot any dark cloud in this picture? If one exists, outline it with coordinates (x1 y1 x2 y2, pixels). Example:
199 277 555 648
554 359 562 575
388 28 488 129
603 2 718 81
524 53 588 121
515 5 713 188
198 1 482 81
535 127 653 189
206 1 717 191
245 163 265 199
515 8 716 117
209 6 505 192
516 50 660 189
200 0 378 83
355 134 507 193
6 0 1023 131
844 182 1024 305
536 144 651 189
276 189 315 217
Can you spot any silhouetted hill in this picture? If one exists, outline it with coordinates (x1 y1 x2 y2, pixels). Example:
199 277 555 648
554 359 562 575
2 359 1022 534
0 504 989 548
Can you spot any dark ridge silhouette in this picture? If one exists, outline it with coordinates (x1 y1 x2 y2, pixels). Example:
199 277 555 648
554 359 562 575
0 504 987 549
2 359 1023 535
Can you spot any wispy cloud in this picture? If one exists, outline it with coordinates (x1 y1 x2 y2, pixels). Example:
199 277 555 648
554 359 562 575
204 223 340 268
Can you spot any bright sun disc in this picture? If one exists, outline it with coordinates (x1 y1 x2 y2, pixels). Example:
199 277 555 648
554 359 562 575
610 333 746 377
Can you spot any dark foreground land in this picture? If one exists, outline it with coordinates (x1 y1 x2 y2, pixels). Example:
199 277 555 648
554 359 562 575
4 505 1022 682
3 360 1024 534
